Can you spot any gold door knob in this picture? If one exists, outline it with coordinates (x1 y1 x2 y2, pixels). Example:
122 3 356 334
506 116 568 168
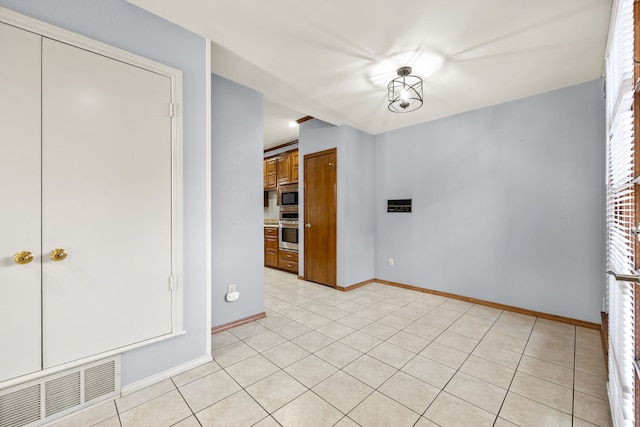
49 248 67 262
14 251 34 265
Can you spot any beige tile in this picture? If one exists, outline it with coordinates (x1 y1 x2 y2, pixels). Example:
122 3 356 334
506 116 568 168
271 321 312 340
261 341 310 368
284 354 338 388
212 341 258 368
120 390 191 427
575 370 608 400
228 322 269 339
424 392 495 427
243 330 287 353
494 418 519 427
179 370 241 412
370 300 403 313
524 341 574 369
272 390 343 427
473 342 521 369
343 355 398 388
418 294 449 306
573 418 601 427
336 301 368 314
312 371 373 413
496 311 536 329
393 302 436 321
377 313 414 329
337 313 373 329
256 311 291 329
386 330 430 353
171 361 222 387
533 319 575 341
314 341 363 368
434 331 478 353
447 318 492 340
359 321 399 340
401 355 456 389
358 307 388 321
224 354 280 387
575 352 607 377
445 371 507 414
367 341 415 369
245 370 307 413
510 371 572 413
466 305 503 321
418 309 461 329
414 417 440 427
529 330 575 353
378 371 439 413
333 416 360 427
252 416 281 427
315 322 356 340
349 391 421 427
403 322 443 340
440 299 474 313
317 307 351 321
196 390 267 427
499 391 572 427
115 379 175 413
211 330 240 349
576 338 605 358
490 322 533 341
573 391 613 427
481 330 527 353
339 331 383 353
52 401 118 427
459 355 515 389
172 416 202 427
517 355 573 388
91 417 121 427
291 331 334 352
297 313 332 329
420 341 469 369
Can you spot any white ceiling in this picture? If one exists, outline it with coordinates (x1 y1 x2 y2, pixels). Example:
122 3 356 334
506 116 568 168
129 0 612 149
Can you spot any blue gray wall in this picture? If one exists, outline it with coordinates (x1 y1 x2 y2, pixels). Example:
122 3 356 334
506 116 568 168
375 80 605 323
0 0 209 385
211 74 265 326
299 121 376 287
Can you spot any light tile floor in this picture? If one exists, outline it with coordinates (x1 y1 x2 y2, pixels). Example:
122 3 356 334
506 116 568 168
53 268 612 427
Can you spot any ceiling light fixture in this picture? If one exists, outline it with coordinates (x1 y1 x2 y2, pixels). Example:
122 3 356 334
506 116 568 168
387 66 423 113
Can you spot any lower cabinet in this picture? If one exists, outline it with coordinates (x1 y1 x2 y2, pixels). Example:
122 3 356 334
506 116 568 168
279 250 298 273
264 227 279 268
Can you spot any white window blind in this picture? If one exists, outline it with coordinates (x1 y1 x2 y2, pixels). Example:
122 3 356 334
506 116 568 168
606 0 636 425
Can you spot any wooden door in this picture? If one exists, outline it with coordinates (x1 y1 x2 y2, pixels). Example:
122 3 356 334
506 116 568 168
277 153 291 185
0 22 42 382
304 149 337 287
41 39 174 367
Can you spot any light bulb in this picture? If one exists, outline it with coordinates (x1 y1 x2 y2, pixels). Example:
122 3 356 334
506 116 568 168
400 88 409 102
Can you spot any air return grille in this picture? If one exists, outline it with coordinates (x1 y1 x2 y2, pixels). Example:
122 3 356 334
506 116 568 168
0 384 40 427
0 356 120 427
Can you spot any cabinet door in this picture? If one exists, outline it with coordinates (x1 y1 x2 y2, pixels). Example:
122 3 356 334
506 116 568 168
41 39 174 367
0 22 42 382
265 158 277 189
290 150 299 183
277 154 291 185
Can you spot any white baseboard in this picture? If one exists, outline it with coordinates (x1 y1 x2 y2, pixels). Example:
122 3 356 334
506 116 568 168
120 354 213 396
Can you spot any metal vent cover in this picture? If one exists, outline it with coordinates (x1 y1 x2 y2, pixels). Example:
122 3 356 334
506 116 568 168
0 356 120 427
0 384 40 427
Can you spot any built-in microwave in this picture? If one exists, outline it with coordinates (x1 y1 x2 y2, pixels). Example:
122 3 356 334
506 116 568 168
279 184 298 207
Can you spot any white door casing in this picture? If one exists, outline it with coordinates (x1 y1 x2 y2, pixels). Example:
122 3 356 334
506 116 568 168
41 38 174 368
0 22 42 382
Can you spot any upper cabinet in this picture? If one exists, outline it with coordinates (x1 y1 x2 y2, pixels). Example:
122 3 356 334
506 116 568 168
264 149 298 189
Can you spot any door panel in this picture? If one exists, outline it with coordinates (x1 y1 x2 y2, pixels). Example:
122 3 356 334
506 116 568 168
304 149 337 287
0 22 42 382
41 39 173 367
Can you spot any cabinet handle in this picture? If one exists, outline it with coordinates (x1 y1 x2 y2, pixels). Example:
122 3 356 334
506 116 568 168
50 248 67 262
14 251 34 265
305 223 311 228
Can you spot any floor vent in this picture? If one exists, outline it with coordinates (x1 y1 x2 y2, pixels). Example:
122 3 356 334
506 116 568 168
0 356 120 427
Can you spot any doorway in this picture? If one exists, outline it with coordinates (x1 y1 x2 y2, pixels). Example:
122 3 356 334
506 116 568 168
303 148 337 287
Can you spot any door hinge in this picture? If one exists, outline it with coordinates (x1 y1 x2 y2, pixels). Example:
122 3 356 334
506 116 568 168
168 276 175 291
169 103 176 117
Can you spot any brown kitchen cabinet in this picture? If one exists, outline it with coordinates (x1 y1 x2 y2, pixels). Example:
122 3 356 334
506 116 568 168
278 249 298 273
276 153 291 185
264 227 279 267
264 157 277 190
290 150 298 183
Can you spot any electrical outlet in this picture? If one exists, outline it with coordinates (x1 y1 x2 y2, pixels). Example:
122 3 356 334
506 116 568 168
388 258 394 267
227 284 236 293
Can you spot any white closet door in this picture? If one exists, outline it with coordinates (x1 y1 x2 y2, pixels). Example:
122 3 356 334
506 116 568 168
0 22 42 382
41 39 173 367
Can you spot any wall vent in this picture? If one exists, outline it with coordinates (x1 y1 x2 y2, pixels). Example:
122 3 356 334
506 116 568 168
0 356 120 427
